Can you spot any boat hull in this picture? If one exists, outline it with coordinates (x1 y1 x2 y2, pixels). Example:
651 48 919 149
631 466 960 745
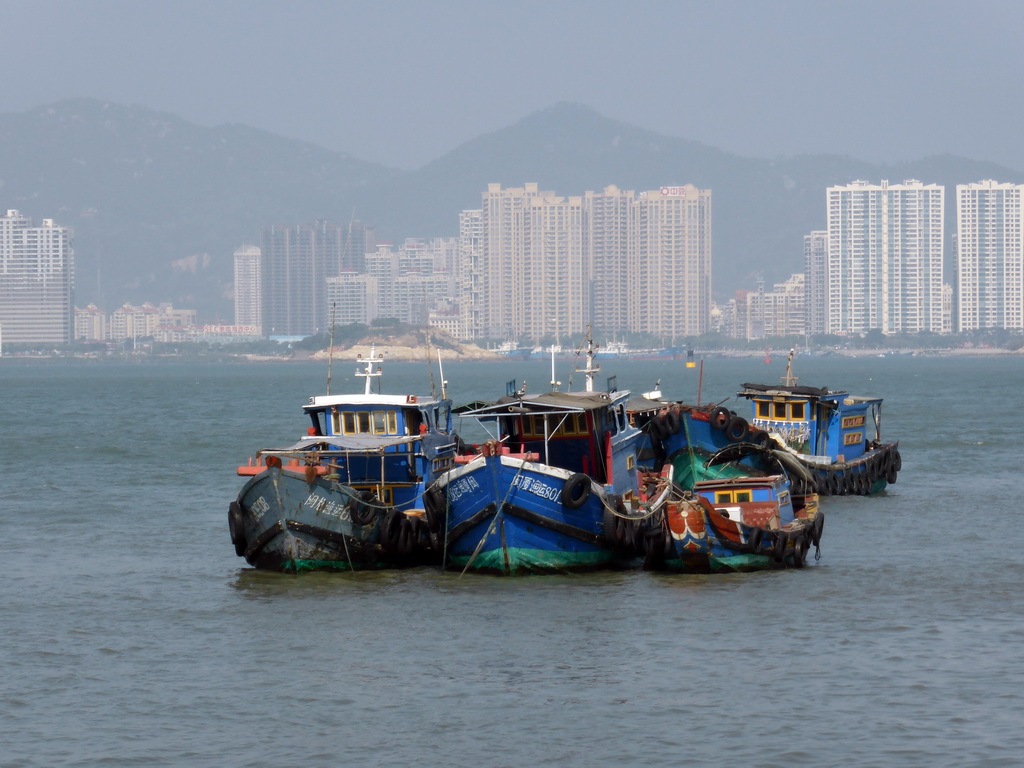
231 467 432 573
642 494 824 573
435 455 618 575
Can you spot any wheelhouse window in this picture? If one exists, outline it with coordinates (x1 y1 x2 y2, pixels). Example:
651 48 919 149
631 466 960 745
519 412 588 438
715 490 752 504
756 399 806 421
372 411 397 435
334 409 397 435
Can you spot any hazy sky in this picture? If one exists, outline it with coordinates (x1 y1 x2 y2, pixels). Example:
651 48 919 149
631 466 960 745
4 0 1023 171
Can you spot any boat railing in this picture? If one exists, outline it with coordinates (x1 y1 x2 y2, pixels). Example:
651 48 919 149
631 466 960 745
454 439 539 464
753 419 811 444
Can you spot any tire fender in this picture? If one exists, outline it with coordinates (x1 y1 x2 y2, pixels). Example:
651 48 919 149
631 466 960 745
561 473 591 510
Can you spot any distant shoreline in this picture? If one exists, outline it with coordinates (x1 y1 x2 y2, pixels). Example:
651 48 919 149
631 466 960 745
2 345 1021 364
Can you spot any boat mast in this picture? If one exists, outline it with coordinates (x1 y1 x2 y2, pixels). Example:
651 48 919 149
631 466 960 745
579 332 600 393
326 302 337 395
356 344 384 395
549 345 561 392
781 348 798 387
437 349 448 400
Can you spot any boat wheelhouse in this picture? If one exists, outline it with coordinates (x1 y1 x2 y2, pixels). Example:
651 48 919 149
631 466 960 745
229 347 458 573
736 351 901 495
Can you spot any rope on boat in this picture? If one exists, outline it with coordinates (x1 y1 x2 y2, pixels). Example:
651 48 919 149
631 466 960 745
458 459 528 578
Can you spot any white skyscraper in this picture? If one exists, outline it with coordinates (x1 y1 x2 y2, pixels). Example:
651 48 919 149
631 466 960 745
803 231 828 336
0 209 74 344
462 183 712 343
826 180 946 335
233 245 262 333
956 180 1024 332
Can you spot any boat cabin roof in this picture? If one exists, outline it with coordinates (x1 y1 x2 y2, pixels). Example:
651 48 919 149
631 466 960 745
462 389 629 418
304 393 442 410
624 395 663 414
261 434 423 454
738 383 883 407
695 474 787 491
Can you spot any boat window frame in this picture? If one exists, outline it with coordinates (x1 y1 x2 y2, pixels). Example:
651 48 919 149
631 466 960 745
372 410 397 435
714 489 752 504
754 398 807 422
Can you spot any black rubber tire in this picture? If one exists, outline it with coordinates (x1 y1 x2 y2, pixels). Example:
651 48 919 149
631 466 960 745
746 526 763 552
602 495 624 546
663 409 681 435
561 473 591 510
749 429 771 448
649 417 668 441
772 530 788 562
710 406 731 430
423 485 445 533
397 516 414 556
810 513 825 547
793 533 809 568
725 415 749 443
381 507 405 552
349 490 378 526
228 501 246 557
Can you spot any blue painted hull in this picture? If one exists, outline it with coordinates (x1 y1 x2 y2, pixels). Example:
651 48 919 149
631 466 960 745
647 405 899 496
435 455 617 575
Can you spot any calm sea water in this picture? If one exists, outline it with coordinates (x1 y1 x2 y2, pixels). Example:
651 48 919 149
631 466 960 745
2 353 1023 768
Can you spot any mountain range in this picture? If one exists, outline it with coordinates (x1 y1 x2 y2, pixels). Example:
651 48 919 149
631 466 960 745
1 98 1020 321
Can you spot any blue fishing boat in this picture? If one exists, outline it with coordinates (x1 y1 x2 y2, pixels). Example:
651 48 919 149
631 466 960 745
229 346 458 573
638 351 901 496
427 340 645 574
637 463 824 573
735 350 901 495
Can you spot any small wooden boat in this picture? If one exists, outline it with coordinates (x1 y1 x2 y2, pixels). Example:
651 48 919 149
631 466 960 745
228 346 458 573
637 463 824 573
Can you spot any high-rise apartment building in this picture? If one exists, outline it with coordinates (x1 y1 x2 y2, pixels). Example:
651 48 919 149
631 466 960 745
464 183 711 342
826 180 945 335
0 209 74 344
366 242 454 326
325 273 378 326
747 274 805 338
340 220 376 273
630 186 712 342
233 245 262 333
458 209 484 341
803 231 828 336
956 180 1024 332
476 184 586 342
585 185 634 337
260 221 344 336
